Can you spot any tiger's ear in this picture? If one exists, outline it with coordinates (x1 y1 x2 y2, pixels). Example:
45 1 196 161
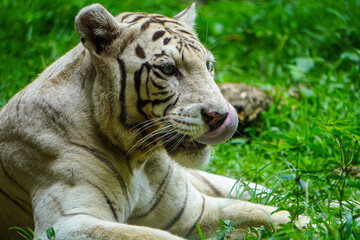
173 3 197 34
75 4 121 55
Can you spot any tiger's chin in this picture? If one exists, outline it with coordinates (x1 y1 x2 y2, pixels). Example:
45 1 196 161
165 140 211 169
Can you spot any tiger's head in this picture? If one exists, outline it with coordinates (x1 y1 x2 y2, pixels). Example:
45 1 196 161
75 3 238 168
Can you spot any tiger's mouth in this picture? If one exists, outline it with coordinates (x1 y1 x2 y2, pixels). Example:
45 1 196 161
179 138 207 150
164 102 238 153
164 135 206 153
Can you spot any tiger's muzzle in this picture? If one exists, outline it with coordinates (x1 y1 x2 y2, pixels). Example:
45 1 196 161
165 101 238 153
195 101 238 145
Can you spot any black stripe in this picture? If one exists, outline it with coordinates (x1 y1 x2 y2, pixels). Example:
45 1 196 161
189 35 199 41
151 77 166 90
152 93 175 106
135 44 146 59
0 158 29 195
161 19 184 27
86 181 118 221
163 37 171 45
188 43 202 53
141 18 183 33
164 95 179 115
0 188 32 216
152 70 167 80
117 59 127 124
153 50 169 59
130 163 173 219
152 91 169 96
121 13 136 21
151 15 167 19
146 70 151 98
141 21 151 31
184 44 190 52
176 41 183 53
126 155 133 175
152 30 166 41
177 29 192 35
185 194 206 237
164 27 176 35
182 38 195 45
163 181 188 230
69 142 130 205
128 15 146 23
134 63 152 119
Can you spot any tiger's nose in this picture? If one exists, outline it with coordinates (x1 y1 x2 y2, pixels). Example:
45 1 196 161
201 109 228 130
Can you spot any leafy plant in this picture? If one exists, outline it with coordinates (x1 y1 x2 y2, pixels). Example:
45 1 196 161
216 219 236 240
9 227 40 240
46 227 56 240
9 226 55 240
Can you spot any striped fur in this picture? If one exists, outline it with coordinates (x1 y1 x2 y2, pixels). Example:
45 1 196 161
0 3 308 240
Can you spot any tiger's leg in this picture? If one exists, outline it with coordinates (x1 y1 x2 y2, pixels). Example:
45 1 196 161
187 195 294 239
32 184 184 240
184 171 309 239
38 215 184 240
162 177 308 239
187 170 270 200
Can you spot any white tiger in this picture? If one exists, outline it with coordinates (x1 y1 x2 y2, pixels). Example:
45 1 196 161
0 3 307 239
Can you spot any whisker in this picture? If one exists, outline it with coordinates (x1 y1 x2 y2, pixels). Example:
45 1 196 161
162 122 189 152
127 123 173 155
126 119 171 148
205 22 209 46
130 117 169 132
162 133 181 153
205 36 225 49
142 128 177 149
133 130 179 161
169 134 186 152
128 117 171 142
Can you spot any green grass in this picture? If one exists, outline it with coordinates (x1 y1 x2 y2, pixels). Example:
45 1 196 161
1 0 360 239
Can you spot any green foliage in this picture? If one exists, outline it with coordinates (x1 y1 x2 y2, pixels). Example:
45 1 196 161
216 219 236 240
1 0 360 239
10 226 55 240
196 223 206 240
9 227 39 240
46 227 56 240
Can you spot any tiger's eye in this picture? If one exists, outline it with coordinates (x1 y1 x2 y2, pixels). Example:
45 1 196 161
162 64 176 75
206 61 213 71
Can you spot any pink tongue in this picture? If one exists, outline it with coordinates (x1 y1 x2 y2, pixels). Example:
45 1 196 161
195 101 238 145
